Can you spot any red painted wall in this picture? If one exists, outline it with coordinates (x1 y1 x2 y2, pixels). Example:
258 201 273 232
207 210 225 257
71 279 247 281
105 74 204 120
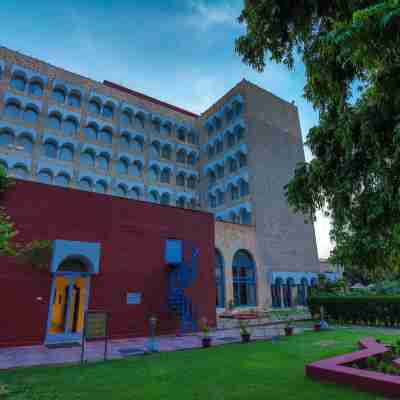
0 180 216 347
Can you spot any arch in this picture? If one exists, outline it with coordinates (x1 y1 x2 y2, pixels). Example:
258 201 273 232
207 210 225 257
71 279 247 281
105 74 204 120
135 111 145 128
240 208 252 225
99 127 113 145
52 86 66 103
115 183 128 197
59 143 74 162
97 153 110 170
160 192 171 205
239 179 249 197
121 108 133 126
216 139 223 153
84 122 98 141
161 144 172 160
102 101 114 119
215 248 225 308
238 152 247 168
284 277 295 307
149 190 159 203
58 257 89 273
232 250 256 306
95 179 107 193
148 165 159 182
161 121 172 136
177 127 186 142
80 149 95 167
230 184 239 201
228 157 238 172
131 135 143 152
129 186 141 200
150 141 160 158
187 152 197 166
38 168 54 184
13 162 29 178
160 167 171 183
208 193 217 209
272 277 283 308
4 98 22 119
176 148 186 164
43 139 58 158
187 174 197 189
216 189 225 205
28 78 44 97
176 171 185 187
176 196 186 208
54 172 71 187
117 157 129 175
63 116 79 136
10 71 27 91
130 160 142 177
236 125 245 141
88 98 101 115
47 112 62 130
79 176 93 191
119 132 130 149
67 90 81 108
17 133 34 153
216 163 224 178
0 128 15 147
227 131 236 147
22 104 39 124
298 277 309 306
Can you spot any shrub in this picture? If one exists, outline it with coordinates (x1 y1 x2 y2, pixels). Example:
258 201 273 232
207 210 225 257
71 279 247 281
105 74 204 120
366 356 378 370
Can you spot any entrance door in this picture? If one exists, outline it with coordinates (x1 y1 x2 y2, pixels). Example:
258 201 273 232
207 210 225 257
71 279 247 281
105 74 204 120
46 275 89 344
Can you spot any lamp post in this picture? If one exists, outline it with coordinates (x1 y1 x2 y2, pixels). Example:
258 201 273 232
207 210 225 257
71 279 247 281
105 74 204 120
145 315 160 353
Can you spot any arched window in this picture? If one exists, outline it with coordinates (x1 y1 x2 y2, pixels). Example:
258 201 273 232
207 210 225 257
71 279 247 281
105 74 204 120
298 278 308 306
116 184 128 197
217 189 225 205
28 80 44 97
227 132 235 147
79 177 93 191
229 157 238 172
216 139 223 153
225 107 233 123
177 127 186 142
271 278 283 308
284 278 295 308
10 73 26 91
160 168 171 183
234 101 243 116
117 158 129 175
84 123 98 141
238 152 247 168
208 194 216 209
80 150 95 167
150 142 160 158
52 87 66 103
63 117 78 136
240 208 252 225
148 165 159 182
239 179 249 197
207 169 216 187
176 149 186 164
187 175 197 189
236 126 245 141
176 196 186 208
149 190 159 203
121 109 132 126
47 112 62 130
88 99 101 115
68 91 81 108
187 152 196 166
99 127 112 145
17 134 33 153
216 249 225 308
59 144 74 161
130 160 142 177
55 173 70 187
232 250 256 306
207 144 215 159
102 102 114 119
160 192 171 205
188 131 195 144
0 129 14 147
120 133 130 150
95 180 107 193
229 211 239 223
176 172 185 187
161 144 171 160
131 136 143 152
231 184 239 201
14 163 29 178
161 122 171 136
38 169 53 184
4 100 21 119
43 140 58 158
23 105 39 123
97 153 110 170
135 113 145 128
217 164 224 179
152 118 161 132
129 186 140 200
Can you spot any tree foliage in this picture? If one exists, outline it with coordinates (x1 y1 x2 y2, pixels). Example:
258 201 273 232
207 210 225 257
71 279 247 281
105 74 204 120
236 0 400 280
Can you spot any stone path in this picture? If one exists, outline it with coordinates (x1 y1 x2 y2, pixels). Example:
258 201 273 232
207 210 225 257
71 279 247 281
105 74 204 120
0 325 291 370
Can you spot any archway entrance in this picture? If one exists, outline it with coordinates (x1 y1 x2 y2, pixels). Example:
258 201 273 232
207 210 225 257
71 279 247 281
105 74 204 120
46 258 91 345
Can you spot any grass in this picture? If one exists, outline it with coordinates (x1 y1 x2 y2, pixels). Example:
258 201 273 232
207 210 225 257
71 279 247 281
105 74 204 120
0 327 396 400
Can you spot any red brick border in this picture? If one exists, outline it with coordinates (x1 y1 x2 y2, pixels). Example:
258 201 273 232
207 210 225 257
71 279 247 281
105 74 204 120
306 337 400 397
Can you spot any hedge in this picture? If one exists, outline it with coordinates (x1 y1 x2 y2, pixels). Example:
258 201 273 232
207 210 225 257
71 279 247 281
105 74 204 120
308 296 400 327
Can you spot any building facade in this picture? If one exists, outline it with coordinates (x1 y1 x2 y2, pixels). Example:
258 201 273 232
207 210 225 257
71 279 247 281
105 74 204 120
0 46 336 324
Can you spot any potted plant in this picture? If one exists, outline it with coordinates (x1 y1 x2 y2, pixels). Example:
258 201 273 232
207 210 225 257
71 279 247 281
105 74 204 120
284 319 294 336
239 320 251 343
200 317 212 348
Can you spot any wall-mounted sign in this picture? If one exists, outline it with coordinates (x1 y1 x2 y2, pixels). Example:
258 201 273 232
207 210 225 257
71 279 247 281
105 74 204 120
127 292 142 305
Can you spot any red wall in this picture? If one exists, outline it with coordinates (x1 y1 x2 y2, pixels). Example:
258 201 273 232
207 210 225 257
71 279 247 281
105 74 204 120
0 181 216 347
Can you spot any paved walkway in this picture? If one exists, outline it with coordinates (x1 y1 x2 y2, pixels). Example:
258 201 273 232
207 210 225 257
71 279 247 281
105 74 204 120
0 325 290 370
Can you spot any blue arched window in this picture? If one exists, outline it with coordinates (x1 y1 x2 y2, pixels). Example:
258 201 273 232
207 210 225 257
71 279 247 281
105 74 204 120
43 141 58 158
79 177 93 191
149 190 159 203
17 134 34 153
117 158 129 175
99 127 112 145
148 165 159 182
216 249 225 308
84 123 98 141
271 278 283 308
14 163 29 178
120 133 130 150
55 173 70 187
88 99 101 115
160 168 171 183
284 278 295 308
23 105 39 123
160 192 170 205
121 109 132 126
97 153 109 170
130 160 142 177
28 80 44 97
299 278 308 306
68 91 81 108
52 87 66 103
10 73 26 92
116 184 127 197
95 180 107 193
232 250 256 306
59 144 74 162
132 136 143 152
102 102 114 119
80 150 95 167
0 129 14 147
38 169 53 184
130 186 140 200
4 100 21 119
47 112 62 130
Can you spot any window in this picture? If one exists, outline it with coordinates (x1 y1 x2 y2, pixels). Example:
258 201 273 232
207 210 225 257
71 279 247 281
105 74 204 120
187 175 197 189
153 119 161 132
215 117 222 130
38 170 53 184
130 187 140 200
229 158 238 173
176 196 186 208
121 110 132 126
238 153 247 168
232 250 256 306
217 164 224 179
160 168 171 184
240 208 252 225
177 128 186 142
176 149 186 164
149 190 159 203
79 177 93 191
135 114 145 128
96 180 107 193
17 134 33 153
28 80 43 97
161 145 171 160
52 87 66 103
226 108 233 123
187 152 196 166
207 144 215 159
161 122 171 136
55 173 70 187
240 180 249 196
10 74 26 91
84 124 98 141
235 101 243 116
231 185 239 201
298 278 309 306
228 133 235 147
68 92 81 108
116 184 127 197
271 279 283 308
236 126 245 141
131 136 143 152
4 101 21 119
63 118 78 136
208 194 216 209
207 170 216 187
217 190 225 205
176 172 185 187
80 150 95 167
216 249 225 307
102 103 114 119
216 140 223 153
284 278 295 307
14 164 29 178
188 132 195 144
148 166 159 182
207 124 214 136
43 141 58 158
0 130 14 147
59 145 74 162
160 192 170 205
97 154 109 170
88 99 101 115
130 160 142 177
150 142 160 159
23 106 39 123
47 113 62 130
120 133 130 150
99 128 112 145
117 158 129 175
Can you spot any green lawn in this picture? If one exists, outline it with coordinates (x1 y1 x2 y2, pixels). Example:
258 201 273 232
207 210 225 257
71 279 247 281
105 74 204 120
0 328 397 400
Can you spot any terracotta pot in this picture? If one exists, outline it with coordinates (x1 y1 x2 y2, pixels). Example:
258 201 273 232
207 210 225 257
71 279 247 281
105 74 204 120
285 327 294 336
202 337 212 348
241 333 251 343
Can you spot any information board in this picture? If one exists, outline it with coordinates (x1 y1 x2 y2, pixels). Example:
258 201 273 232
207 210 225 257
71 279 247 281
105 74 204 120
127 292 142 305
85 311 108 339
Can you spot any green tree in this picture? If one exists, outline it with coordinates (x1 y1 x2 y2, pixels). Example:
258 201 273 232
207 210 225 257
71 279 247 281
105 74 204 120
236 0 400 281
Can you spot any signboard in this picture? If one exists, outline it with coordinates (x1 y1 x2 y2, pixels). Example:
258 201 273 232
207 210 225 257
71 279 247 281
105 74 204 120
127 292 142 305
85 311 108 339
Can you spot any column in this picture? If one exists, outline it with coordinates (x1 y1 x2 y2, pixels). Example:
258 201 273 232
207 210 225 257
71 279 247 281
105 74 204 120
64 279 76 334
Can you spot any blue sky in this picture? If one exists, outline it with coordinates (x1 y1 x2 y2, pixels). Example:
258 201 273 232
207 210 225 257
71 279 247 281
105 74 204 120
1 0 332 258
